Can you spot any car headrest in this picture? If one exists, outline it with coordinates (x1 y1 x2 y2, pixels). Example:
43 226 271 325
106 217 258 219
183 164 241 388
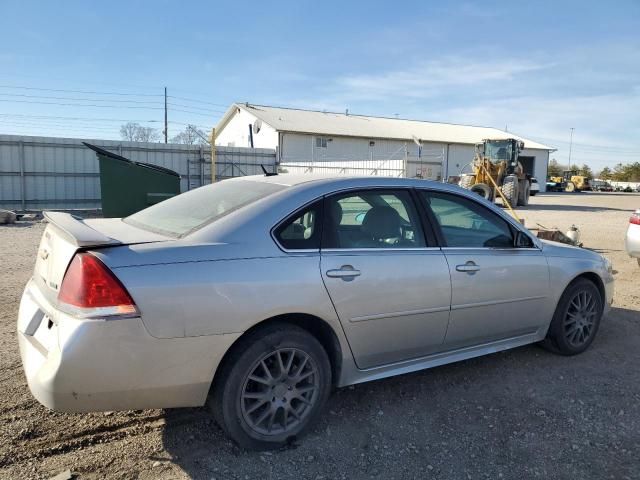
362 206 401 240
328 201 343 226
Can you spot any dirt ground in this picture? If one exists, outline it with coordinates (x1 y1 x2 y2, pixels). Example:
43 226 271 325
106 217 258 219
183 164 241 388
1 192 639 480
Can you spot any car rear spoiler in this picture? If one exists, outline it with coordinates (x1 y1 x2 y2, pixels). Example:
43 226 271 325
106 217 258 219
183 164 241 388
43 211 120 247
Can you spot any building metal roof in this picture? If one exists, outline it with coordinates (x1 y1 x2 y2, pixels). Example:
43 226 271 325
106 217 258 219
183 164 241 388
217 103 554 151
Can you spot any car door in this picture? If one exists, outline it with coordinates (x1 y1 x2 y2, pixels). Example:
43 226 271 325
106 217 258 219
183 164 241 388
419 190 550 349
320 189 451 369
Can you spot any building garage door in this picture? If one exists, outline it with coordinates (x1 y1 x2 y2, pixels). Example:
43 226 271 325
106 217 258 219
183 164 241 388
518 156 535 175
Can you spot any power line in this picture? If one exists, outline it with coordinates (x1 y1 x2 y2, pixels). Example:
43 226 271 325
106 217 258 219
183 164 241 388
0 92 162 104
0 125 120 137
0 120 121 130
167 102 227 114
0 117 125 129
0 99 164 109
0 84 163 97
168 107 223 117
531 135 640 153
0 113 161 123
168 95 229 108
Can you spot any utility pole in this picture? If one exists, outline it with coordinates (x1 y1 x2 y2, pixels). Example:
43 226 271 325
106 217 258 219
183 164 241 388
568 127 574 170
164 87 168 143
210 128 216 183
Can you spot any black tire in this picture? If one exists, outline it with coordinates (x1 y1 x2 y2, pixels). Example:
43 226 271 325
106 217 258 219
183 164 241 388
541 278 603 355
210 323 332 450
459 174 476 189
501 175 519 208
470 182 493 201
529 191 537 196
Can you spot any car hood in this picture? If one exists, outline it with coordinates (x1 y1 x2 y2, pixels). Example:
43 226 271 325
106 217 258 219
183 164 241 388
540 239 603 261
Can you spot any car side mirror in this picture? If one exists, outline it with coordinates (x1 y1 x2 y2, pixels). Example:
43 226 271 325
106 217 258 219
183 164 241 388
514 231 533 248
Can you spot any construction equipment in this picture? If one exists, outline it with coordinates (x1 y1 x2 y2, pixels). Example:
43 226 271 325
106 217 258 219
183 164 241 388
548 170 591 192
459 138 532 207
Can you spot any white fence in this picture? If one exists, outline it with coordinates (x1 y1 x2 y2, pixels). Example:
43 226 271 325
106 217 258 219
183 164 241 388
279 150 444 180
0 134 276 211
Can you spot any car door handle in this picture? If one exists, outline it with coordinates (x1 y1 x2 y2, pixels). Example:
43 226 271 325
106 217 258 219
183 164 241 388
326 266 361 279
456 262 480 273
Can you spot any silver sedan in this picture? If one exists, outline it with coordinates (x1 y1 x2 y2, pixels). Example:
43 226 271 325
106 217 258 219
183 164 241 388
18 175 614 449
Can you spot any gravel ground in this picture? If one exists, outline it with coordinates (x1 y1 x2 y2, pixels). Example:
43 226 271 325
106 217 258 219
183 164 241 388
1 192 639 480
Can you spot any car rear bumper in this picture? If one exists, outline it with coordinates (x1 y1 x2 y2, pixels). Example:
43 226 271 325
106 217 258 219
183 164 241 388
17 279 241 412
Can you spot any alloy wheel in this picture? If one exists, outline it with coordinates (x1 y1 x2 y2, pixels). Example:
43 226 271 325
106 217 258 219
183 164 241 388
563 290 598 348
240 348 319 436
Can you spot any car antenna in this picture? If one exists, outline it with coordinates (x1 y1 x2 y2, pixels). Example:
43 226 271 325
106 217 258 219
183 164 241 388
261 165 278 176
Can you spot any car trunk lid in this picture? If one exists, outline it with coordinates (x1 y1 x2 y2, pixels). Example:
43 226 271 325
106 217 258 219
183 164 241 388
34 212 170 305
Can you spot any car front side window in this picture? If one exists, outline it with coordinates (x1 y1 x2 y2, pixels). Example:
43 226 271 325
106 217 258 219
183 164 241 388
421 191 515 248
323 190 425 249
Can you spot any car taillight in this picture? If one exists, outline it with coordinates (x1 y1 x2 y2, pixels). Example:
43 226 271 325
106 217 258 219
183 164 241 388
58 253 137 317
630 213 640 225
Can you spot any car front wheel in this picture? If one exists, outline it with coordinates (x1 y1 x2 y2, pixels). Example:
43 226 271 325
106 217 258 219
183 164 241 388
210 323 332 450
541 278 603 355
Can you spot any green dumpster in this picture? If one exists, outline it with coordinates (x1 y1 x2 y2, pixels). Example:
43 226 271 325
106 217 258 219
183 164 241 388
84 142 181 218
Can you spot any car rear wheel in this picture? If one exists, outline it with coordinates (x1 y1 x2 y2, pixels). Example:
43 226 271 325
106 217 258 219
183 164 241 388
541 278 603 355
210 323 332 450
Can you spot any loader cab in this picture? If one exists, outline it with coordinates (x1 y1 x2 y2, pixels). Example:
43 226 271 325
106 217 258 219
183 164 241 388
482 139 524 173
563 170 577 182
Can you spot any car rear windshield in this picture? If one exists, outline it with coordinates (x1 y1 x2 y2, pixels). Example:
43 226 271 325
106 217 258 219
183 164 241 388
124 180 286 237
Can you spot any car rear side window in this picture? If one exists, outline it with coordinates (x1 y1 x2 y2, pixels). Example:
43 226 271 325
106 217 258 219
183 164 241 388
421 191 514 248
274 202 323 250
124 180 286 237
323 189 426 249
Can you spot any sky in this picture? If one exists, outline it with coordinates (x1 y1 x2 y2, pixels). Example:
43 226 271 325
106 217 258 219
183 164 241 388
0 0 638 171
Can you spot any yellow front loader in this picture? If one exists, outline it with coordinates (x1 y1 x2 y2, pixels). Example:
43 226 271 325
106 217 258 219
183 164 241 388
459 138 532 207
549 170 591 192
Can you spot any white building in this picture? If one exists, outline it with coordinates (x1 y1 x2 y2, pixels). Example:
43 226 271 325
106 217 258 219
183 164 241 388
215 103 554 190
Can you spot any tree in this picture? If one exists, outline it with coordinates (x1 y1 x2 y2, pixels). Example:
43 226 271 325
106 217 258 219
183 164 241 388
547 158 563 178
598 166 612 180
171 125 208 145
577 163 593 179
120 122 160 142
611 162 640 182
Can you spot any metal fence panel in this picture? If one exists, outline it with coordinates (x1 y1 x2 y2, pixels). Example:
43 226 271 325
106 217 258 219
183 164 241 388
280 150 444 180
0 134 277 211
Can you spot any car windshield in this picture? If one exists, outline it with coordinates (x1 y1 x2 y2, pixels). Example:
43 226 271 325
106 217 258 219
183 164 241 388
124 180 286 237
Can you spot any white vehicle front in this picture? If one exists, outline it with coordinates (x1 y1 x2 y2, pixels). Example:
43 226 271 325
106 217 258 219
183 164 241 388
625 209 640 266
530 177 540 196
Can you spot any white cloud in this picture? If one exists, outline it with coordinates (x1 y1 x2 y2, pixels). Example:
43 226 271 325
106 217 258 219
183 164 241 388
335 57 553 101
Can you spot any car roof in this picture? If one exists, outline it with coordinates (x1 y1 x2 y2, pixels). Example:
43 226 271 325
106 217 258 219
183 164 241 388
189 172 540 249
229 173 458 192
